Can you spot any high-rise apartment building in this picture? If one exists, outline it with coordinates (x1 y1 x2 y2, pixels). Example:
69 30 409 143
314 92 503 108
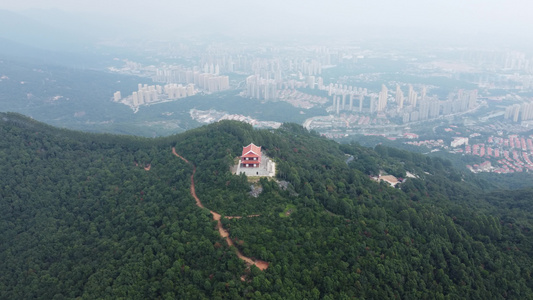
307 76 315 89
408 85 417 107
245 75 277 100
378 84 388 112
395 85 404 109
370 95 377 113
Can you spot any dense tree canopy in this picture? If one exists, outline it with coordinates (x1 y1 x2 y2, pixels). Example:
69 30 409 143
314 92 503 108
1 112 533 299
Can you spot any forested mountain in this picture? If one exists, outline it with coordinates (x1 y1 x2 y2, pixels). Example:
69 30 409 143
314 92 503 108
1 112 533 299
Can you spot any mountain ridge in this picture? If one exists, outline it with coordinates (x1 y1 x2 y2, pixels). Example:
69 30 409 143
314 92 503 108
1 112 533 299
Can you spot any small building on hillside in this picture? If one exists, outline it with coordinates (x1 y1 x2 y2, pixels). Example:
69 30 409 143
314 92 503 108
241 143 262 168
232 143 276 177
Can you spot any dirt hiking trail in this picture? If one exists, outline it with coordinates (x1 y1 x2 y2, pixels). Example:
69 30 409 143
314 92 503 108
172 147 269 271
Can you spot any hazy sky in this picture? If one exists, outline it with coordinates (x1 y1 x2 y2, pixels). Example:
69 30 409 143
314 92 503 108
1 0 532 43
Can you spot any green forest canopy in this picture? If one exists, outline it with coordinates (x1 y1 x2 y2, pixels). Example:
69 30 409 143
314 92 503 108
1 112 533 299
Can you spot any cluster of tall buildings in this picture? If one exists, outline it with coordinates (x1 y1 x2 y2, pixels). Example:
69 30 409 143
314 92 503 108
113 44 490 122
330 94 366 115
163 84 196 100
152 67 229 93
404 99 440 123
503 51 532 71
245 75 278 100
200 52 327 77
457 50 533 72
200 54 257 74
394 85 423 110
132 84 160 106
291 59 322 76
440 89 478 114
203 63 220 75
243 69 479 124
324 82 477 123
281 79 315 90
199 54 284 78
197 46 342 87
400 88 477 123
323 83 421 117
115 83 196 108
327 83 367 115
505 101 533 122
324 83 422 117
327 83 367 96
194 73 230 93
306 76 324 90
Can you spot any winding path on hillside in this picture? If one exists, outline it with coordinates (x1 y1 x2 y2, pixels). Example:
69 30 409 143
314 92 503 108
172 147 269 271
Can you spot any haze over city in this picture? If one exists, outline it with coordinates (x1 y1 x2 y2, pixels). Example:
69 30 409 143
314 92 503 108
4 1 533 299
1 0 533 44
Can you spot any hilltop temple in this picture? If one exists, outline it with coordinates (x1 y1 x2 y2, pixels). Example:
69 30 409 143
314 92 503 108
241 143 262 168
234 143 276 177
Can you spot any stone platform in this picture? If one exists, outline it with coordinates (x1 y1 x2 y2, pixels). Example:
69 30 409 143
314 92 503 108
233 152 276 177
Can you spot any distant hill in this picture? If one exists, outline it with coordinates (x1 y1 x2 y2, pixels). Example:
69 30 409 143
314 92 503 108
0 36 113 68
0 10 91 52
1 112 533 299
0 9 138 68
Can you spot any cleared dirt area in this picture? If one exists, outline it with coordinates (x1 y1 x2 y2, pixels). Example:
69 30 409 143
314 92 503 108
172 147 269 271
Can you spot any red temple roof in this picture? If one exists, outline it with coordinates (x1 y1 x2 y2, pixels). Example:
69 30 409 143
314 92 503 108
242 143 261 157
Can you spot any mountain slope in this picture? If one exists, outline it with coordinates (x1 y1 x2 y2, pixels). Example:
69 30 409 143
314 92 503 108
1 113 533 299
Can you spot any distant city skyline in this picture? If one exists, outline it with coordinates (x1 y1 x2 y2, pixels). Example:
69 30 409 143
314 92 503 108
1 1 532 44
